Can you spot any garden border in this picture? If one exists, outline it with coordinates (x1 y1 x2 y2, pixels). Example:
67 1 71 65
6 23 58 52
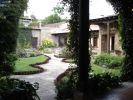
61 58 74 63
13 55 51 75
54 55 66 58
54 55 71 59
54 68 76 85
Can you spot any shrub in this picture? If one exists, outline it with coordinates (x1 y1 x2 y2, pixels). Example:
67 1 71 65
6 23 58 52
89 72 121 95
39 38 56 50
55 69 77 100
16 48 42 58
58 47 73 58
94 53 123 68
55 77 74 100
30 52 36 57
0 78 40 100
55 68 121 100
0 53 18 77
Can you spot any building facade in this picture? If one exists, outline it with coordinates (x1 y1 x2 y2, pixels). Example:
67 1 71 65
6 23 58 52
19 15 122 55
90 15 122 55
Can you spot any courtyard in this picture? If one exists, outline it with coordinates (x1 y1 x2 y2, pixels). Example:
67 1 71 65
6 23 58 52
11 52 133 100
1 0 133 100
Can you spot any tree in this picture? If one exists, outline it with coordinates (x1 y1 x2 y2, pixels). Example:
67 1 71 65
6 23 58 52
28 14 40 28
41 14 62 25
106 0 133 81
52 3 65 15
0 0 28 76
29 20 39 28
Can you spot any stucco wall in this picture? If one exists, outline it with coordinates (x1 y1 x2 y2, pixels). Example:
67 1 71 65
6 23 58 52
18 28 41 48
41 28 58 46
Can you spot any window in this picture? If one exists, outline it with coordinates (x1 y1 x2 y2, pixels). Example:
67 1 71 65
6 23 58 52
93 36 98 47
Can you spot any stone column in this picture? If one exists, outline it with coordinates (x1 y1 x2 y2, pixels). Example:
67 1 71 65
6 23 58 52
39 30 42 46
107 22 110 53
58 36 61 47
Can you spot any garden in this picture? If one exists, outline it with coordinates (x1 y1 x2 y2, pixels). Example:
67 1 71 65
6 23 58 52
0 0 46 99
1 0 133 100
14 53 50 75
54 47 123 100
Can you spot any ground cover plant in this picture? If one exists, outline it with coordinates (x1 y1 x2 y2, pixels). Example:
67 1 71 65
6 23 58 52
62 58 121 76
0 78 40 100
14 55 48 72
56 47 73 58
16 48 42 58
94 53 123 68
55 67 121 100
91 64 121 76
56 53 121 100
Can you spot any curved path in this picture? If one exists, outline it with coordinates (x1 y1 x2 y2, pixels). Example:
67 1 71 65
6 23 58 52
12 53 133 100
12 54 69 100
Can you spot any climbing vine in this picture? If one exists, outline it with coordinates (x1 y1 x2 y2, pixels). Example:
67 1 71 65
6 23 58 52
61 0 80 67
107 0 133 81
0 0 28 76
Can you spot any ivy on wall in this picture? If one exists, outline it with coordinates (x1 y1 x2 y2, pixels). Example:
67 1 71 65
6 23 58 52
17 28 32 49
107 0 133 81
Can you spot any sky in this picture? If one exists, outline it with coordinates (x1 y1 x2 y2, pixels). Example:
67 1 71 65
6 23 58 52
24 0 115 19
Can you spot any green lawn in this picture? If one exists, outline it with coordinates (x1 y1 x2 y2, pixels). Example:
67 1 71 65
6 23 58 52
91 64 121 76
14 55 48 72
63 58 121 76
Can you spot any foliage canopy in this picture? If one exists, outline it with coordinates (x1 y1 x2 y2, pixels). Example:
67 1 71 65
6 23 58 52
41 14 63 25
106 0 133 81
0 0 28 76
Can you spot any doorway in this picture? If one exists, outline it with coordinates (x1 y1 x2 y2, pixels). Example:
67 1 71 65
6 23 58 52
101 35 107 52
32 37 38 48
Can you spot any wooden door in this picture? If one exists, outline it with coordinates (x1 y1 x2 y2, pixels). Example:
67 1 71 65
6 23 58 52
101 35 107 52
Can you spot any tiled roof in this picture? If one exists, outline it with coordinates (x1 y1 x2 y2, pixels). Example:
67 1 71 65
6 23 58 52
90 15 118 24
42 21 99 34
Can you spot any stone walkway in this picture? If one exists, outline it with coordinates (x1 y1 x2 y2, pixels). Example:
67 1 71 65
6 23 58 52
12 54 69 100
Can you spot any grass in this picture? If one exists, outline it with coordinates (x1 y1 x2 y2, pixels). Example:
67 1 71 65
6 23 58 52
91 64 121 76
14 55 48 72
63 58 121 76
64 59 74 63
